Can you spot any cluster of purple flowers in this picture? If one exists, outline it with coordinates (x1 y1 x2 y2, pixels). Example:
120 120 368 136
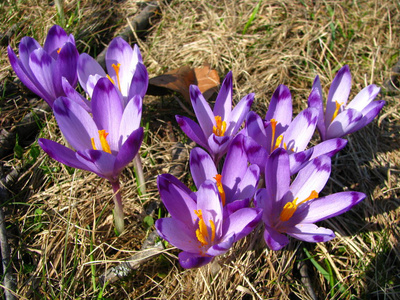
9 25 385 268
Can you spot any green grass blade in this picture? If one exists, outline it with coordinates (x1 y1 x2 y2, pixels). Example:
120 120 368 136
242 0 262 34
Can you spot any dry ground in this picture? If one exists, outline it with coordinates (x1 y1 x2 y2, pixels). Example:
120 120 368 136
0 0 399 299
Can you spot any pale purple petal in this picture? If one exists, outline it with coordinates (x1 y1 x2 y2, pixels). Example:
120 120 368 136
234 164 259 200
225 93 254 135
128 63 148 101
346 84 380 111
53 97 98 151
264 225 290 251
213 71 232 120
308 76 326 139
308 138 347 160
346 100 385 135
119 95 142 144
178 251 213 269
301 191 365 223
190 85 214 136
43 25 70 58
189 147 217 189
286 224 335 243
244 135 269 171
19 36 41 68
77 53 107 96
326 108 363 139
114 127 143 176
176 115 208 149
245 111 269 149
62 77 91 112
265 148 291 204
91 78 124 150
265 84 292 136
76 149 116 180
157 174 198 227
206 235 235 256
207 134 230 160
222 207 261 241
288 150 313 175
57 42 79 88
326 65 351 128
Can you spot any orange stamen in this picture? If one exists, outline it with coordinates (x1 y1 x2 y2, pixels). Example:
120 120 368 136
57 47 62 54
194 209 216 247
214 174 226 206
279 190 318 222
111 63 121 92
330 101 343 123
92 130 112 154
213 116 227 137
270 119 277 153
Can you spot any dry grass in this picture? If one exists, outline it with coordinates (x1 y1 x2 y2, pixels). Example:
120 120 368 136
0 0 399 299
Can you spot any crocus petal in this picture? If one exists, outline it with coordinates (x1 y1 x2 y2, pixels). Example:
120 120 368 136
222 207 261 241
263 225 290 251
325 65 351 128
92 78 124 150
308 76 326 139
234 164 259 201
157 174 198 226
206 235 235 256
244 135 269 171
265 84 292 135
62 77 91 112
308 138 347 160
265 148 291 204
346 84 380 111
225 93 254 135
43 25 70 58
207 134 230 161
290 155 331 202
189 147 217 189
114 127 143 176
76 149 116 180
286 224 335 243
77 53 107 96
119 95 142 144
288 150 313 175
178 251 213 269
246 111 269 148
19 36 41 68
283 108 318 153
345 100 385 135
213 71 232 120
155 218 199 253
38 138 92 171
176 115 208 149
57 42 79 88
128 63 148 102
53 97 98 151
301 191 366 223
190 85 214 136
326 108 363 139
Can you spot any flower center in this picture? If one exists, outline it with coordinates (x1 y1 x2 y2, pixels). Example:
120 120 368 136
194 209 215 247
91 130 111 154
270 119 287 152
106 63 121 92
213 116 227 137
279 190 318 222
330 101 343 123
214 174 226 206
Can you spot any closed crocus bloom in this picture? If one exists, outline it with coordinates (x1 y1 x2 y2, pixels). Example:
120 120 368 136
190 134 259 214
176 71 254 164
77 37 148 106
7 25 79 108
155 174 261 269
255 148 365 251
308 65 385 140
38 78 144 233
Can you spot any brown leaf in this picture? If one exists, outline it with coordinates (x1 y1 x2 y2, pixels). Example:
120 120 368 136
147 64 220 103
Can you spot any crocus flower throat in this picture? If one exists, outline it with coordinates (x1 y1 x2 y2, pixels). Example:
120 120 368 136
213 116 226 137
279 190 318 222
91 130 112 154
194 209 216 249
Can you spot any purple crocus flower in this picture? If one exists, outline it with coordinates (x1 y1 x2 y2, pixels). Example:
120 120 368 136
176 71 254 164
38 78 144 233
255 148 366 250
155 174 261 268
190 134 259 214
7 25 79 108
245 84 347 174
308 65 385 140
77 37 148 106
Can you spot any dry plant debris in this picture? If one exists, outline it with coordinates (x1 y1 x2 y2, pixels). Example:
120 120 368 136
0 0 399 299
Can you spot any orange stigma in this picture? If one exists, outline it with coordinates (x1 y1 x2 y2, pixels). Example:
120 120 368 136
57 47 62 54
194 209 216 247
111 63 121 92
330 101 343 123
279 190 318 222
91 130 112 154
213 116 227 137
214 174 226 206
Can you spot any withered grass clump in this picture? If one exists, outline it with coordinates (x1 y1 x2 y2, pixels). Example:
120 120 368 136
0 0 399 299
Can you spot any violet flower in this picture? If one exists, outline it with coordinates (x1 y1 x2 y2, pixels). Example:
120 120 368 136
155 174 261 268
77 37 148 106
176 71 254 164
308 65 385 140
7 25 79 108
190 134 259 214
245 84 347 174
38 78 144 233
255 148 366 250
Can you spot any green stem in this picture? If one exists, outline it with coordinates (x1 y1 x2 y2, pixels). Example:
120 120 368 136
111 181 124 234
133 154 146 196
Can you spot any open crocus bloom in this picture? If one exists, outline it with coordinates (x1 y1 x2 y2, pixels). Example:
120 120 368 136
38 77 143 183
189 134 259 214
255 148 366 251
77 37 148 106
176 71 254 164
155 174 261 269
8 25 79 108
308 65 385 140
245 84 347 174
